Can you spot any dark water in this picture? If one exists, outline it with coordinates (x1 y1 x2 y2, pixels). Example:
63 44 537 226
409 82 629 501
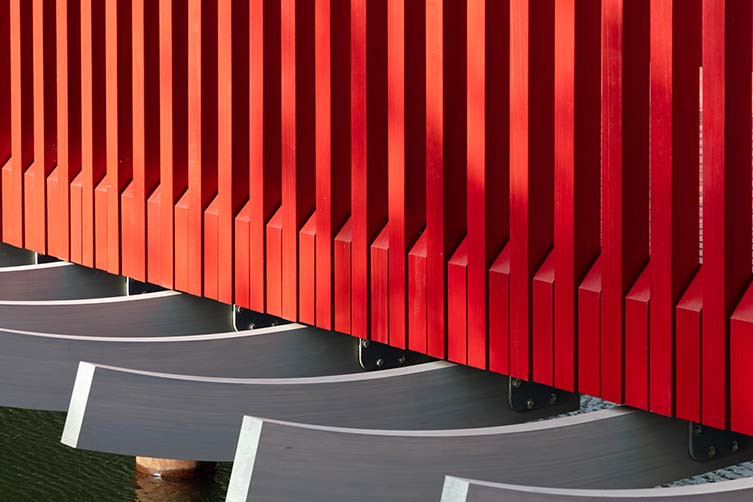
0 407 231 502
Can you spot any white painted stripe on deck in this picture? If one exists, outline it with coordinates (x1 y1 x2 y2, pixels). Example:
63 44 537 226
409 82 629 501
0 289 178 306
0 261 72 272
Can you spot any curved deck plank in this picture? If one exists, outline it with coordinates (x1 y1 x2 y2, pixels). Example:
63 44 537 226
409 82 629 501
0 262 125 300
0 324 367 411
0 243 36 267
440 475 753 502
221 413 753 502
61 362 572 461
0 291 233 336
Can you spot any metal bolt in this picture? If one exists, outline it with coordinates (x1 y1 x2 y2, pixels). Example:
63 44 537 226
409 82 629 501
731 441 739 453
512 379 522 390
693 424 703 436
526 398 536 410
376 358 385 368
548 393 558 405
234 305 242 313
362 340 371 349
708 446 717 459
397 354 407 365
248 323 255 330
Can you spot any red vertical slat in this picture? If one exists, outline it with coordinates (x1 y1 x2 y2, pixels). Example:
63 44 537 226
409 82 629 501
649 0 701 417
553 0 601 392
676 269 702 422
370 225 390 343
447 240 469 363
0 0 10 194
280 0 315 320
509 0 554 380
78 0 106 267
299 213 316 324
465 0 508 370
50 0 81 261
314 0 350 331
104 0 133 274
351 0 388 340
334 219 353 334
123 0 160 281
387 0 425 350
425 0 466 358
532 253 554 385
731 286 753 435
578 256 602 395
625 265 650 410
702 0 752 430
265 208 283 314
154 0 188 288
407 232 427 352
489 245 511 374
26 0 56 254
240 0 280 311
2 0 33 247
601 0 650 402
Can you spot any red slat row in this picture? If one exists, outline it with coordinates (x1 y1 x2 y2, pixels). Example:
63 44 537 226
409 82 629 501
4 0 753 435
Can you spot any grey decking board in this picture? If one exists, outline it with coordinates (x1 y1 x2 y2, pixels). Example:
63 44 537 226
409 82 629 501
0 243 35 267
66 363 569 461
0 326 363 411
443 475 753 502
229 413 753 502
0 293 233 336
0 263 125 300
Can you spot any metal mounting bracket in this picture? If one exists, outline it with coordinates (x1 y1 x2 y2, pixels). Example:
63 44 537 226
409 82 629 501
689 422 746 461
232 306 287 332
508 378 578 412
356 339 435 371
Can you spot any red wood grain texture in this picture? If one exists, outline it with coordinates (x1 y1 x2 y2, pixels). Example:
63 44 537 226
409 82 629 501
123 0 160 282
625 264 650 410
0 0 10 195
50 0 81 261
203 198 219 299
104 0 134 274
240 0 281 313
578 257 602 396
488 244 511 374
315 0 350 331
731 284 753 435
601 0 650 403
553 0 601 392
214 0 250 304
387 0 425 350
533 251 554 385
334 218 353 334
156 0 188 288
407 231 427 353
676 268 702 422
77 0 106 267
701 0 752 430
299 212 316 325
370 224 389 344
425 0 467 359
25 0 57 254
447 239 469 364
465 0 508 370
265 208 283 316
509 0 554 380
649 0 701 417
280 0 316 321
2 0 33 248
350 0 388 340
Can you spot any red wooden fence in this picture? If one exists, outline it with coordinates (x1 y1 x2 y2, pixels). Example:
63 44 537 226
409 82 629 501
2 0 753 435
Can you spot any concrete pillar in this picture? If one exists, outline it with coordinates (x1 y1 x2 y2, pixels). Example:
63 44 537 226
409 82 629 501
135 456 215 480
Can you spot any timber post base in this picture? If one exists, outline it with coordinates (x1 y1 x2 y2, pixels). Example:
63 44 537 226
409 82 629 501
135 457 216 480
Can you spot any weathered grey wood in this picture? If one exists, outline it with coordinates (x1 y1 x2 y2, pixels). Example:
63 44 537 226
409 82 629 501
0 262 125 300
0 243 35 267
0 291 233 335
0 325 365 411
62 362 572 461
441 475 753 502
223 412 753 502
